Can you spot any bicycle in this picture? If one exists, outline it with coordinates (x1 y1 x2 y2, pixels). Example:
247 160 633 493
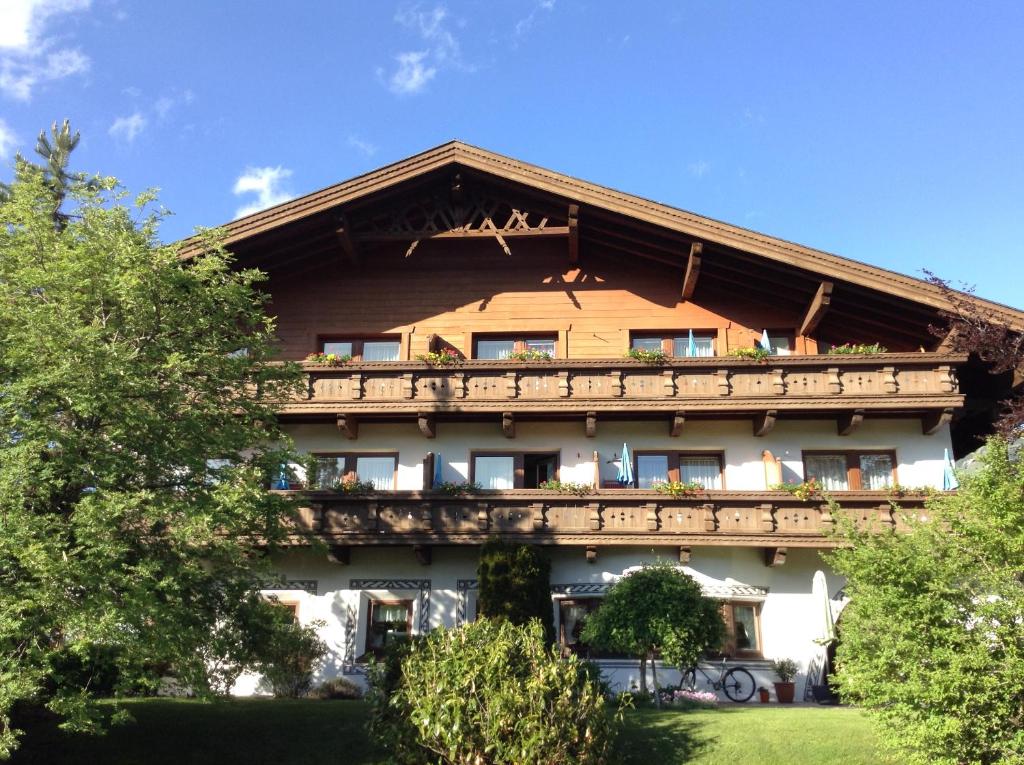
679 657 756 702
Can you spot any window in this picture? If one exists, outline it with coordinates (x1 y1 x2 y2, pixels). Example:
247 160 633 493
631 332 717 357
471 452 559 489
474 334 557 359
365 600 412 658
309 453 397 490
764 332 792 356
319 337 401 361
803 451 895 491
263 596 299 621
719 602 761 657
558 599 629 659
634 452 724 489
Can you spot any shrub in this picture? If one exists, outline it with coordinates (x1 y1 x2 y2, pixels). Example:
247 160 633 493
254 614 328 699
827 438 1024 764
477 540 553 642
310 677 363 700
367 619 621 765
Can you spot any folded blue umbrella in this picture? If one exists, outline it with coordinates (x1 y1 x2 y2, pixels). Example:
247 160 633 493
617 443 634 487
688 328 697 357
433 452 444 487
759 329 772 352
942 448 959 490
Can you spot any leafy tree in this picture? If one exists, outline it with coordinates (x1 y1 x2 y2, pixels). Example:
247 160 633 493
827 438 1024 765
581 562 724 699
476 540 553 641
367 619 621 765
0 150 305 756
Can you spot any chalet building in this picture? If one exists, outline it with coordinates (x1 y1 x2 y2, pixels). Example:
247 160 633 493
189 142 1023 697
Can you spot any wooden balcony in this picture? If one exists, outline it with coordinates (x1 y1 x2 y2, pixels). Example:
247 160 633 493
284 489 934 557
276 353 965 435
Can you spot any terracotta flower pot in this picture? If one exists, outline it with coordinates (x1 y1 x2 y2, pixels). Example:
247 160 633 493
774 681 795 703
758 688 770 703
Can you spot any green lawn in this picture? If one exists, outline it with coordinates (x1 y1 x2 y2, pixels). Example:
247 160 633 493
11 699 890 765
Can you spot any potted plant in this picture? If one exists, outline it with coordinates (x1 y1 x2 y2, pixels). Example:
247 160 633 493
758 686 770 703
771 658 798 703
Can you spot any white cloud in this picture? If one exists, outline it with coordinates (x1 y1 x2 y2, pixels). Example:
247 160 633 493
513 0 555 46
383 4 472 95
0 118 18 158
108 112 146 142
387 50 436 94
233 166 294 218
347 135 378 157
688 160 711 179
0 0 91 100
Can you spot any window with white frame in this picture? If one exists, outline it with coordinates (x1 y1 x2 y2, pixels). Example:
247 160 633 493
803 451 895 491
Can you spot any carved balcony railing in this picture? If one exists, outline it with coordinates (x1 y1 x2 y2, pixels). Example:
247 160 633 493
283 489 935 552
275 354 965 428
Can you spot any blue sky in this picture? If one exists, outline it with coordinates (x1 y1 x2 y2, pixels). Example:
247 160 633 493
1 1 1022 307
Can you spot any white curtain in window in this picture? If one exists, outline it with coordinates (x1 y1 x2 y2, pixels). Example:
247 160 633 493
525 338 555 355
637 454 669 489
477 340 514 359
768 335 792 356
673 336 715 357
315 456 345 489
860 454 894 489
322 341 353 356
804 455 848 490
356 457 396 490
362 341 400 361
680 457 722 489
474 456 515 489
632 337 662 352
733 605 759 650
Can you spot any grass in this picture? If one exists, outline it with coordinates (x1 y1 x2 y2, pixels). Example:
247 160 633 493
11 699 890 765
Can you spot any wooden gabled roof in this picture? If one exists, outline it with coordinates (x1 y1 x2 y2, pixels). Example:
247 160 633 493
178 140 1024 331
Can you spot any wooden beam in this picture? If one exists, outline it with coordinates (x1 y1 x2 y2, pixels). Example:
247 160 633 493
335 212 360 267
327 545 351 565
670 411 686 437
753 410 778 437
585 545 598 564
357 227 571 242
567 204 579 264
585 411 597 438
837 409 865 436
936 325 961 352
417 412 436 439
413 544 432 566
765 547 788 567
922 407 954 435
336 413 358 440
502 412 515 439
799 281 834 337
678 546 692 564
682 242 703 301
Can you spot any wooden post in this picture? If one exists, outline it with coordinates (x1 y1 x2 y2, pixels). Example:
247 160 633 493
682 242 703 301
567 203 579 264
798 281 833 337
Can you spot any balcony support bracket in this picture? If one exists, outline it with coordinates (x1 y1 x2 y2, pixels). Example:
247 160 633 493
327 545 351 565
922 407 954 435
838 409 865 436
753 410 777 437
678 546 692 564
799 281 833 337
585 545 598 564
417 412 437 439
670 411 686 437
336 413 358 440
501 411 515 438
765 547 788 567
585 411 597 438
413 544 432 566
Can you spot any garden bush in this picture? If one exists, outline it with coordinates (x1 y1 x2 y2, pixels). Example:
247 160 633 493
310 677 363 700
367 618 621 764
476 540 553 641
252 612 327 699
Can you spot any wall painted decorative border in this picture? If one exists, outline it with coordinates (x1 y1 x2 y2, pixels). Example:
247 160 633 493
456 579 478 626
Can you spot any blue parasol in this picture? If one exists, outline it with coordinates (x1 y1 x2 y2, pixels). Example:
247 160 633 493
943 448 960 490
433 452 444 487
687 329 697 357
617 443 634 487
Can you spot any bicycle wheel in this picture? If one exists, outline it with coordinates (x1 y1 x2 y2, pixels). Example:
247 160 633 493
721 667 756 702
679 668 697 691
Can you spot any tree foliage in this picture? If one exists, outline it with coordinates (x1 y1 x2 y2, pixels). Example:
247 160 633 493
476 540 553 641
828 439 1024 765
367 619 620 765
580 562 724 696
0 156 305 756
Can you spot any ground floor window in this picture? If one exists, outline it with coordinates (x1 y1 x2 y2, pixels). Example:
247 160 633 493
557 598 629 659
364 599 413 659
718 601 762 658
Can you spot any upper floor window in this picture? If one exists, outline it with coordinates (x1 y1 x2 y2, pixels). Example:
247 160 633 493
763 332 792 356
475 334 557 360
803 451 895 491
631 332 716 357
309 453 398 490
634 452 724 490
320 337 401 361
471 451 559 489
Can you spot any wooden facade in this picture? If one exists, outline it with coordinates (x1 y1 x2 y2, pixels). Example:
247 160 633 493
183 141 1024 555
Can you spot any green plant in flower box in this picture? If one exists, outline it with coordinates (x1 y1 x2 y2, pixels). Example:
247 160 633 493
538 480 593 496
416 347 462 366
304 351 351 365
653 480 706 498
827 342 888 355
728 346 772 362
627 347 669 364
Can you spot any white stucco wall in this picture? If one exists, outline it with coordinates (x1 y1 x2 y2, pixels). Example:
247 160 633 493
236 545 844 700
283 417 953 491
